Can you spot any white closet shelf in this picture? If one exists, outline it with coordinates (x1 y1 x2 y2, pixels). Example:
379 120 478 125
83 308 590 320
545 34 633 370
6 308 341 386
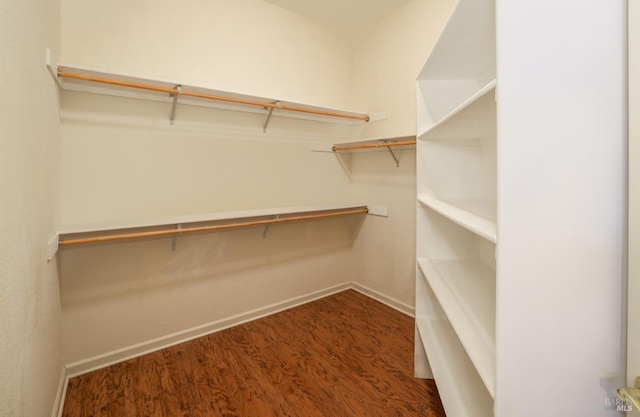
418 195 496 242
418 258 496 397
419 82 496 140
415 279 493 417
51 64 369 128
418 80 496 138
57 204 369 247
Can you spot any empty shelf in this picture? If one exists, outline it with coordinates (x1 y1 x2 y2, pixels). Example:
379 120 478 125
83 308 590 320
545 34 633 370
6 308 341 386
415 277 494 417
418 258 496 396
418 195 496 242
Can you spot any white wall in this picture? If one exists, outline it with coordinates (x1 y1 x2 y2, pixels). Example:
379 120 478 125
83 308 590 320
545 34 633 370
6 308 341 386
60 0 354 111
0 0 63 415
348 0 455 308
58 0 454 369
58 0 364 368
60 92 355 226
349 0 456 140
58 91 363 367
61 213 364 369
495 1 626 416
628 0 640 393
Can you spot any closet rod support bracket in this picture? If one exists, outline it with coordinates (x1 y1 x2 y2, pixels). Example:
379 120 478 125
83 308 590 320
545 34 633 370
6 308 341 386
263 101 279 133
263 215 278 238
383 141 400 167
172 223 182 250
169 85 182 125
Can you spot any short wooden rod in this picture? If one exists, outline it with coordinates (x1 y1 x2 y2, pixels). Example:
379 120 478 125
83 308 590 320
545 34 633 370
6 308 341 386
58 71 369 122
332 140 416 152
59 208 369 247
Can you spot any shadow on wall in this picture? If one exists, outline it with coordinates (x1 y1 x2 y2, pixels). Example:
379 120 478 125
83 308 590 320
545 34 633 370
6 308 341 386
59 213 366 307
60 89 353 140
336 148 417 184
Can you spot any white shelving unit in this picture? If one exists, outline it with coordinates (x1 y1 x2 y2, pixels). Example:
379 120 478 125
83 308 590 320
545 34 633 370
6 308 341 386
415 0 497 414
415 275 494 417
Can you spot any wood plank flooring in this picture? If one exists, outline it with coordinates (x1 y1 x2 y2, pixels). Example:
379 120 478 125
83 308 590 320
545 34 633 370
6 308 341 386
62 289 446 417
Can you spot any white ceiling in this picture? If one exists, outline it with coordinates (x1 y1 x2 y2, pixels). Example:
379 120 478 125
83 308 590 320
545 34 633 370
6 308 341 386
263 0 415 37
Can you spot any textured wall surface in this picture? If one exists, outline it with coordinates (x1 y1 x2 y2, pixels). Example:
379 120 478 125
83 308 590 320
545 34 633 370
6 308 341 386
0 0 63 415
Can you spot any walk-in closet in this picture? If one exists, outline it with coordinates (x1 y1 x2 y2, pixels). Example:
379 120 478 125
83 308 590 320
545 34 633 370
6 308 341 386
2 0 630 416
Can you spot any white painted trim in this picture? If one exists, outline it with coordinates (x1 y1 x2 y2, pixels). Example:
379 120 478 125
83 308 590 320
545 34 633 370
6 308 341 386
50 366 68 417
368 112 388 122
66 282 351 377
367 205 389 217
350 282 415 317
310 142 334 152
46 233 59 262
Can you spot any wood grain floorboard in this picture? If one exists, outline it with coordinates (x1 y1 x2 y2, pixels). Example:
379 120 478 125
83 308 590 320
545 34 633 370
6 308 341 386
62 289 446 417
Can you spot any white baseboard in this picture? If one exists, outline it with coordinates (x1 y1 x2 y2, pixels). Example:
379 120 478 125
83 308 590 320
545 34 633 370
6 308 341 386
65 282 414 379
66 282 351 377
350 282 415 317
50 366 68 417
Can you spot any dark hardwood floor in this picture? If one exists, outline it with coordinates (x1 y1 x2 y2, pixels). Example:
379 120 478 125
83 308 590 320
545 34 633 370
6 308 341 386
62 289 446 417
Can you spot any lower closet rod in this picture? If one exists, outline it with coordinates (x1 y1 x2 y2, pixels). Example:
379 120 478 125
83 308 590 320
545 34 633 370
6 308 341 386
58 207 369 247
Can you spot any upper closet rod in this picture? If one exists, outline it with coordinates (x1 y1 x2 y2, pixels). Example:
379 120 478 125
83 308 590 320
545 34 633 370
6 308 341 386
57 71 370 122
332 140 416 152
58 207 369 247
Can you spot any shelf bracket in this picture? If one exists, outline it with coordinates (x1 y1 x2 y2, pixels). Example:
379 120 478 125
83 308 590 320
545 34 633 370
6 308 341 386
263 101 279 133
383 141 400 167
169 85 182 125
171 223 182 250
263 215 278 238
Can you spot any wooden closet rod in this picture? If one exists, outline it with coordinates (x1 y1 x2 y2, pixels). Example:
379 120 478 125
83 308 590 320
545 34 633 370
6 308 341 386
332 140 416 152
58 71 370 122
58 207 369 247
